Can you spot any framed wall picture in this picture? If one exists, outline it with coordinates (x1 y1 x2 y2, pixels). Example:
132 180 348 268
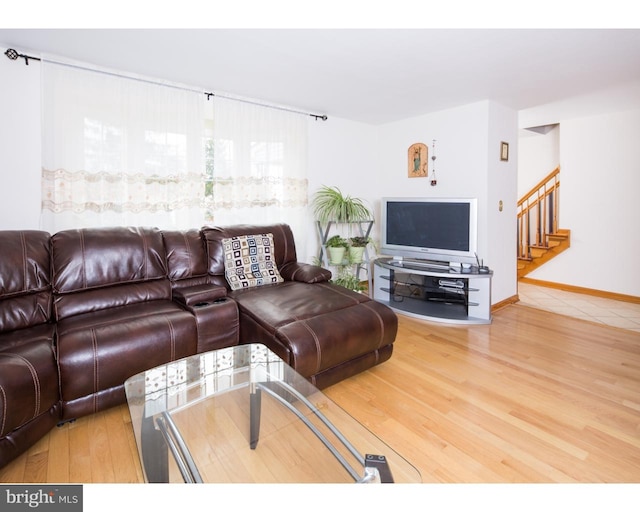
408 143 428 177
500 141 509 162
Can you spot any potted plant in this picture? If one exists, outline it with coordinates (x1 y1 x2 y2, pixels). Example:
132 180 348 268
325 235 349 265
311 186 372 224
348 236 370 264
332 266 366 292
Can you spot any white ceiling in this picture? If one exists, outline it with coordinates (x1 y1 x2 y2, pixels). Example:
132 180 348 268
2 28 640 124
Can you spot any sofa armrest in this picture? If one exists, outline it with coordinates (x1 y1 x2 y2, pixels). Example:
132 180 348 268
173 285 228 308
171 284 238 354
279 262 332 283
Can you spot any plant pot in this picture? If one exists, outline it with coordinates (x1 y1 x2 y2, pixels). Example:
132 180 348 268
348 246 366 264
327 246 347 265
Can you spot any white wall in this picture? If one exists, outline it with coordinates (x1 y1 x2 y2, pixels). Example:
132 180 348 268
306 116 379 264
309 100 519 305
517 125 560 198
309 88 640 300
522 108 640 296
518 81 640 298
0 47 42 229
375 102 490 198
486 101 519 305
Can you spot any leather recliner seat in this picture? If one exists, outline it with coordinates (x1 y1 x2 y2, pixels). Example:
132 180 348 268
203 223 398 389
51 227 201 421
0 230 60 468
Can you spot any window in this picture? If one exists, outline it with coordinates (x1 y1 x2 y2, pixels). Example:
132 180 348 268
205 97 309 255
41 62 309 258
41 62 205 231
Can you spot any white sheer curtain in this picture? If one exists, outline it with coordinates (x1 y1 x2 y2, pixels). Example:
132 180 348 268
41 61 206 233
207 96 311 261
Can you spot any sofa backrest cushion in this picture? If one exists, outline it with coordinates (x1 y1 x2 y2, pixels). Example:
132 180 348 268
0 230 52 332
161 229 213 289
51 227 171 319
203 224 298 289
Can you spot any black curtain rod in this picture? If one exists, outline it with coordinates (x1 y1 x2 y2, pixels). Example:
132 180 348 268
4 48 328 121
203 91 327 121
4 48 41 65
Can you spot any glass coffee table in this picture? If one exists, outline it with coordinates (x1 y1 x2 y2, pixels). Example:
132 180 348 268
124 344 421 483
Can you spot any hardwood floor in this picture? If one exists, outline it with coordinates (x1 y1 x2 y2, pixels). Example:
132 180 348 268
327 307 640 483
1 303 639 483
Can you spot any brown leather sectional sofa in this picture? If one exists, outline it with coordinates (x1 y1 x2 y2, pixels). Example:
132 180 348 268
0 223 398 469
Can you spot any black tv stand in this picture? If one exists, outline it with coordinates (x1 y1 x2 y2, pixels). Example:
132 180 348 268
372 257 492 324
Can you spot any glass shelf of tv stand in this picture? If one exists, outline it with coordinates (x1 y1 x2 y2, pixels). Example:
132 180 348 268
372 257 492 324
378 275 480 306
378 276 479 322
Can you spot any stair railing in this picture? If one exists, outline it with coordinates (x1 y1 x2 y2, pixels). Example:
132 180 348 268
517 166 560 259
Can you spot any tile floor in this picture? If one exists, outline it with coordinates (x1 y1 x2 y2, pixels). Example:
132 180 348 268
517 282 640 334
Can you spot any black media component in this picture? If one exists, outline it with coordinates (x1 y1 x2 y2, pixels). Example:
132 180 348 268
364 454 394 483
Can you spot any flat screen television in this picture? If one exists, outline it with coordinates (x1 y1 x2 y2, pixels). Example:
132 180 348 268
381 197 478 265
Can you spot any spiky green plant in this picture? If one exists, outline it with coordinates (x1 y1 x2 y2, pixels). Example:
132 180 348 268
311 186 372 224
332 266 366 292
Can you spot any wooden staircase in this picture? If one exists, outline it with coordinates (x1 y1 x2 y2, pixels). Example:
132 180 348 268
517 228 571 277
517 167 570 278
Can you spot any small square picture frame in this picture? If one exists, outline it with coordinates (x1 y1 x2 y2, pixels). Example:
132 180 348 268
500 141 509 162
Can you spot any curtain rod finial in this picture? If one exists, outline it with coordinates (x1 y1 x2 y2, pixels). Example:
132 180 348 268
5 48 40 65
5 48 19 60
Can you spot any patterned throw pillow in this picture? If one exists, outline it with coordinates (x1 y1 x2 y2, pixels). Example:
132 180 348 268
222 233 284 290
